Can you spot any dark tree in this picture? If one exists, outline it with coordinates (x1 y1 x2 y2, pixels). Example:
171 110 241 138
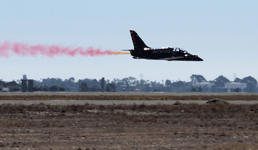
198 86 203 92
33 86 40 91
9 87 20 92
191 86 197 92
59 87 65 91
165 80 172 86
90 86 101 92
101 77 105 92
38 86 48 91
49 85 59 92
241 76 257 93
43 86 49 91
214 75 230 87
79 82 88 92
190 75 207 82
106 83 116 92
234 88 241 92
165 79 172 92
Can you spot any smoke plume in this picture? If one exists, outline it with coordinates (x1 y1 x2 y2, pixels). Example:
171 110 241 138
0 41 130 58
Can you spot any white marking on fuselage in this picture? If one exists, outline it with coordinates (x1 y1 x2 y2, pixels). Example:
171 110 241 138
152 50 175 54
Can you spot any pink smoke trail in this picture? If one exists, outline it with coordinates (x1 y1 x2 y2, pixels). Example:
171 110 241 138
0 41 125 58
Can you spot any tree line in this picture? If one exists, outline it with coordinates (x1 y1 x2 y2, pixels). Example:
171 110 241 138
6 74 258 93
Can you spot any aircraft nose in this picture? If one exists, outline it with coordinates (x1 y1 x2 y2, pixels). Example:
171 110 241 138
194 55 203 61
198 57 203 61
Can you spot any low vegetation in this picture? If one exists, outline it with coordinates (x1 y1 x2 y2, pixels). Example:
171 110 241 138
0 103 258 149
206 98 230 104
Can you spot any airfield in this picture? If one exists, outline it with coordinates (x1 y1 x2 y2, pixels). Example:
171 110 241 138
0 92 258 149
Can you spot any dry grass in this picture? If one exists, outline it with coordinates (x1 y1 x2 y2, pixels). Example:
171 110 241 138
0 103 258 149
199 144 258 149
0 102 258 116
1 94 258 100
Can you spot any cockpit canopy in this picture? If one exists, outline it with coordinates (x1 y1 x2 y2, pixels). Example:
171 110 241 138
174 47 188 53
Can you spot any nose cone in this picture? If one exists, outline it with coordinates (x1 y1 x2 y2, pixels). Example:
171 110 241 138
198 57 203 61
194 55 203 61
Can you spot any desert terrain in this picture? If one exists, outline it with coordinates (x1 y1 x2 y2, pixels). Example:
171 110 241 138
0 93 258 149
0 101 258 149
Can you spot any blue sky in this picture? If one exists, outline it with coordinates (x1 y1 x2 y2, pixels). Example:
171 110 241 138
0 0 257 82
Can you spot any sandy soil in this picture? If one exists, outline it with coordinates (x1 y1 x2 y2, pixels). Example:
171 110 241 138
0 103 258 149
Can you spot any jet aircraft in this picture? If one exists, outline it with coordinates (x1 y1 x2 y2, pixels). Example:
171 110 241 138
125 30 203 61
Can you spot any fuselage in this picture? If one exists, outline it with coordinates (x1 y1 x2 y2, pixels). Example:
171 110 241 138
130 47 203 61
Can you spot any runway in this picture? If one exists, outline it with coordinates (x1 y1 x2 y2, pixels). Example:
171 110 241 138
0 100 258 105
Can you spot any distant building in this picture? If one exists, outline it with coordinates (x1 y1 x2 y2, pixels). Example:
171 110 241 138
191 75 214 92
21 79 27 92
2 87 9 92
23 75 27 80
28 79 34 92
192 82 215 92
225 82 247 92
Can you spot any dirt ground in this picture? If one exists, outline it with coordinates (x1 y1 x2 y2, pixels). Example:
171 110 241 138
1 103 258 149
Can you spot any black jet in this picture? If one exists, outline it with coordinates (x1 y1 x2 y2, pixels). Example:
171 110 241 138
125 30 203 61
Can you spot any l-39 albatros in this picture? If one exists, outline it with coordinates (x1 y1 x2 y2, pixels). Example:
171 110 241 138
125 30 203 61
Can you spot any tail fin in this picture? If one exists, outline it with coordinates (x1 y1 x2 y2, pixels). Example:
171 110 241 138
130 30 149 50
